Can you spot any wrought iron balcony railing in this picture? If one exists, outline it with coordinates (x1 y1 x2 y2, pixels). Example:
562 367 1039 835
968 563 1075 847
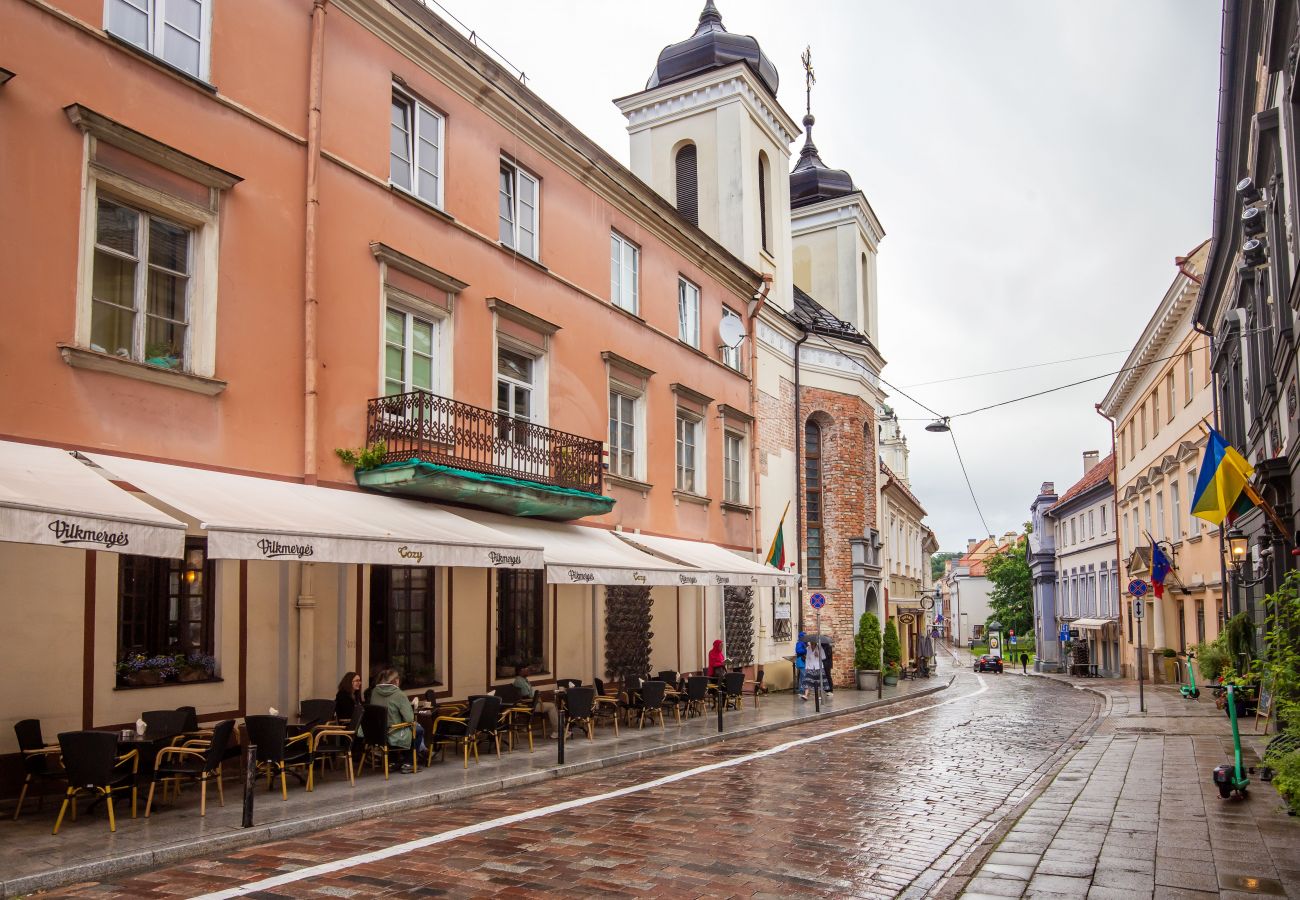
367 390 604 494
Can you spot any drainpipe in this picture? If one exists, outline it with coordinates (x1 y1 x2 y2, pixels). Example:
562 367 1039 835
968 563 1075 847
793 328 810 634
303 0 327 486
747 276 770 660
1094 403 1123 674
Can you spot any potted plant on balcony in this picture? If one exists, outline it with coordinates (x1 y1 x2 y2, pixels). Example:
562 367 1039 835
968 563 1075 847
854 611 882 691
335 442 387 472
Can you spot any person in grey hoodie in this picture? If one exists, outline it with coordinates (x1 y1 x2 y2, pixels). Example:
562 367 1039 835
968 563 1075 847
370 668 424 772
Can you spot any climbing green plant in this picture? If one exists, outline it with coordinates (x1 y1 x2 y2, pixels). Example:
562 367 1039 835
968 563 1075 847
1261 570 1300 733
1223 610 1256 676
854 612 882 671
1192 633 1231 683
334 441 387 471
882 617 902 668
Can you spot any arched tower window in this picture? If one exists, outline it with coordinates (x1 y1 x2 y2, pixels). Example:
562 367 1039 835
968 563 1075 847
675 144 698 227
804 420 823 587
758 152 770 252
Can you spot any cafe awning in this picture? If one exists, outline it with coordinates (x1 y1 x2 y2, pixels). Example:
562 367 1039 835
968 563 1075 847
456 510 698 585
613 532 793 587
82 453 545 569
0 440 186 558
1073 617 1117 629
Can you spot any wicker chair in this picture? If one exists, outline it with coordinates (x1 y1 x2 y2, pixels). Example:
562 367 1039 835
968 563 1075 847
13 719 65 821
145 719 235 817
52 731 138 834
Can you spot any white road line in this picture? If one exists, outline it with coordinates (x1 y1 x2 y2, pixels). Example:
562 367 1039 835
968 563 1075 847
193 676 988 900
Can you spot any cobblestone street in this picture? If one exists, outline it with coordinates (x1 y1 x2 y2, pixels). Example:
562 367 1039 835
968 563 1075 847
39 669 1099 899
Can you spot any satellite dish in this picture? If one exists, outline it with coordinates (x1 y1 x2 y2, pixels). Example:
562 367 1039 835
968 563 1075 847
719 315 747 349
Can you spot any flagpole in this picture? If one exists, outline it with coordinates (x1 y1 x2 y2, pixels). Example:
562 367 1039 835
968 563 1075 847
765 500 792 563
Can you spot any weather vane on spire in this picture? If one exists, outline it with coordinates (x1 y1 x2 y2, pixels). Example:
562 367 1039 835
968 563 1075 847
801 45 815 119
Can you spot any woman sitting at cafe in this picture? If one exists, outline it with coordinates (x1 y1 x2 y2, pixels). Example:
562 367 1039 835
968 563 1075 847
512 665 558 736
370 667 424 772
335 671 364 723
708 639 726 678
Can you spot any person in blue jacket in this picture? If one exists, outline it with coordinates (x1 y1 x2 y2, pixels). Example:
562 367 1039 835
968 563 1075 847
795 632 808 700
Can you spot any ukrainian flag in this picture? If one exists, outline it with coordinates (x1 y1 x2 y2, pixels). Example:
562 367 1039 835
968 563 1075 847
1190 428 1255 526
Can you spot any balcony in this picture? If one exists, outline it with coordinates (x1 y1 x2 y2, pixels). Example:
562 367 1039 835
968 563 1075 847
356 390 613 520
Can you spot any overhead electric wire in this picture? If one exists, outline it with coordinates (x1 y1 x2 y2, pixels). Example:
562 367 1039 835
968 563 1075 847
898 349 1130 388
803 334 946 419
949 427 991 537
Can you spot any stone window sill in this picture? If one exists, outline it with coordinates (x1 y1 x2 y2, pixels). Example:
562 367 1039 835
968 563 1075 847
114 676 224 691
605 473 653 494
721 500 753 514
673 490 712 507
59 344 227 396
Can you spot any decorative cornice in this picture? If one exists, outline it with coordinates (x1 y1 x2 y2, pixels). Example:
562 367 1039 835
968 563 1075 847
65 103 241 191
671 383 715 407
486 298 559 335
341 0 761 304
600 351 655 379
718 403 753 424
790 191 885 248
371 242 468 293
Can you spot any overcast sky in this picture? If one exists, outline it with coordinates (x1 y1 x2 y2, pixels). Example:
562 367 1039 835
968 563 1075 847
439 0 1222 551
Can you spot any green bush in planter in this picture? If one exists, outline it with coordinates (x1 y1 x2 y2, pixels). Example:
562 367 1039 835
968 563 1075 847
1162 648 1177 658
1193 638 1231 682
854 612 882 670
883 618 902 668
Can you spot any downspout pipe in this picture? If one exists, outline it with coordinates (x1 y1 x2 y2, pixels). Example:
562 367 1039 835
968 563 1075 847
793 328 810 634
747 276 772 563
304 0 327 485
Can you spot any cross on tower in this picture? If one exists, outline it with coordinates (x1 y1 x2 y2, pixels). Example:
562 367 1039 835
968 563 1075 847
801 45 816 118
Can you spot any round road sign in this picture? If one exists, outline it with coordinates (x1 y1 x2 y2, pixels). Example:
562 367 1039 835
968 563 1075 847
1128 579 1148 597
809 592 826 609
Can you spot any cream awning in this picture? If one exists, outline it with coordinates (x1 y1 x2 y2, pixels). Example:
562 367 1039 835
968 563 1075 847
0 440 185 557
613 531 793 587
456 510 701 585
1074 617 1117 629
83 453 545 569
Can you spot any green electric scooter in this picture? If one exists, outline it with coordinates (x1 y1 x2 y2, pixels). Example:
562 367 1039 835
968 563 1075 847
1212 684 1250 799
1180 650 1199 700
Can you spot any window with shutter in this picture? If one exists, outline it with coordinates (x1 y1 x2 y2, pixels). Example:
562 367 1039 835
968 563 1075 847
675 145 698 227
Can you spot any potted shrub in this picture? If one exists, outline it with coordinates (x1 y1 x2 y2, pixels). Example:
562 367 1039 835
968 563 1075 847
1160 647 1180 684
854 612 882 691
883 662 901 686
883 618 902 675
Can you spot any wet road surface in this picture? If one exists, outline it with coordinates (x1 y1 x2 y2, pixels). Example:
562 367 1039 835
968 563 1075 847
43 671 1099 899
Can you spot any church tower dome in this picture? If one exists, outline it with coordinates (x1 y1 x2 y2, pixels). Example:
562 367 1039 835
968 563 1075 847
646 1 779 96
789 113 856 208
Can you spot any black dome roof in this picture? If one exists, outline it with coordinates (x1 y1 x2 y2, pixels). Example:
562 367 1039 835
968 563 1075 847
647 2 779 97
789 114 855 209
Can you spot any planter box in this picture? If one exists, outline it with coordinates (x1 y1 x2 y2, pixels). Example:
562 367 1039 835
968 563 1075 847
123 670 163 687
856 670 880 691
883 675 898 686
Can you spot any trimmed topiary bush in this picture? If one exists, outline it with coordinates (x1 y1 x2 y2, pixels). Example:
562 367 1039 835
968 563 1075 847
854 612 882 671
883 618 902 669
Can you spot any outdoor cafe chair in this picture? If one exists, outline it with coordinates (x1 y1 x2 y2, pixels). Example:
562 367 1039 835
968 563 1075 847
617 676 645 724
144 719 234 818
311 714 358 787
722 672 746 712
591 679 620 735
504 697 541 751
656 670 679 689
471 695 507 758
13 718 65 821
358 705 418 778
243 715 315 798
683 676 709 718
637 680 676 729
52 730 138 835
298 698 337 729
745 670 767 707
428 696 489 768
141 709 190 744
494 683 522 706
564 687 596 740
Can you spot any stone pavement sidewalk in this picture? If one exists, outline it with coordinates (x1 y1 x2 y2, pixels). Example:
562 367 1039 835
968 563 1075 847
955 675 1300 900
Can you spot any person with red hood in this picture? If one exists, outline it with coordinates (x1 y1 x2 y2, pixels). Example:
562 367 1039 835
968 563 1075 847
708 639 726 677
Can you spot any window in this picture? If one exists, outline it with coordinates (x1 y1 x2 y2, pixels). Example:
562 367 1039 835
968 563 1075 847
608 389 637 479
1166 372 1176 421
1143 499 1152 537
499 159 539 259
370 566 437 689
758 153 770 253
1156 491 1165 541
675 144 698 226
91 196 192 371
496 346 536 441
675 414 700 493
805 421 823 586
1070 517 1077 545
390 88 443 207
1100 564 1110 614
1152 391 1160 436
106 0 210 80
1140 404 1147 446
384 306 437 396
724 431 744 504
1187 470 1200 535
1185 350 1195 403
678 277 700 347
721 306 743 371
1170 480 1182 540
496 569 545 679
1088 510 1095 540
1100 504 1108 533
610 232 639 314
117 538 213 671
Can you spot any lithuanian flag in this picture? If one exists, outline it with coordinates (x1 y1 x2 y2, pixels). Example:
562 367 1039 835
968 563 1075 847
1190 428 1256 526
765 501 790 569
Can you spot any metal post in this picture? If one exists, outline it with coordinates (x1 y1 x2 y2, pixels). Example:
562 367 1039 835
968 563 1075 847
814 609 821 712
878 615 884 700
557 708 566 765
1136 599 1146 713
717 686 724 733
241 743 256 828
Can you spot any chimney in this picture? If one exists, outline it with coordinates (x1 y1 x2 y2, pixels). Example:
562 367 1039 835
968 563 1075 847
1083 450 1100 475
967 538 978 552
1040 481 1055 495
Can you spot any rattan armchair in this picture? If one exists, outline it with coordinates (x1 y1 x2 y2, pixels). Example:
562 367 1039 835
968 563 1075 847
243 715 315 798
427 696 489 768
13 719 64 821
52 731 138 834
145 719 234 817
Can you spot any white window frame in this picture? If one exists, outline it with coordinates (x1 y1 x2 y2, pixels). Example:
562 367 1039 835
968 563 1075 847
1100 504 1108 533
677 276 700 348
607 384 645 481
1088 509 1095 540
1170 480 1182 541
1156 491 1165 541
499 158 539 260
389 86 444 209
723 429 746 504
675 411 704 494
495 339 543 429
78 170 219 378
720 306 743 371
1187 470 1200 535
610 231 639 314
105 0 212 81
1185 351 1196 404
381 290 448 398
1166 372 1176 421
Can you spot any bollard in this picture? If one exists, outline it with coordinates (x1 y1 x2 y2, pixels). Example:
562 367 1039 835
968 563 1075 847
557 708 566 765
717 689 724 733
241 743 256 828
814 680 820 713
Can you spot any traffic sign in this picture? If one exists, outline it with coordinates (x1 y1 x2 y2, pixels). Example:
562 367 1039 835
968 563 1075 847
1133 599 1145 620
809 592 826 609
1059 625 1070 642
1128 579 1148 597
1010 635 1018 645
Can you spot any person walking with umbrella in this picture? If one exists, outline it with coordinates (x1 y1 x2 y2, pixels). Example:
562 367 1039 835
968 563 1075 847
801 635 824 701
820 635 834 695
